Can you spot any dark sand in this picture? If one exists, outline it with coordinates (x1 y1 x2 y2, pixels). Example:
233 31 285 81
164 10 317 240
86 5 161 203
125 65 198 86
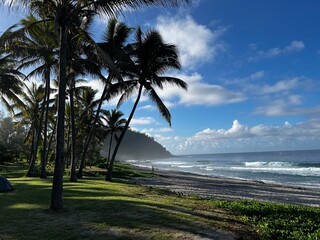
133 167 320 207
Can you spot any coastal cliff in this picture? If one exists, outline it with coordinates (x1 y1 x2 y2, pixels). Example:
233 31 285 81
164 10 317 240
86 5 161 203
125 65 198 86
101 130 172 160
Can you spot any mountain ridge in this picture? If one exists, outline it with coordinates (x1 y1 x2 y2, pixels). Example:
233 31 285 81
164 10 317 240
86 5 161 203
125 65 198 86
101 130 173 160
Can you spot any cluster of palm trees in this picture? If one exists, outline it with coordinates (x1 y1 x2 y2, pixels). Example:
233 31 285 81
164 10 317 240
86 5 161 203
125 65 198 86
0 0 190 210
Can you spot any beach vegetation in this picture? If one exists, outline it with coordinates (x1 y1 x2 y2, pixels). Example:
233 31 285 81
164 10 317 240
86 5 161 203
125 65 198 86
105 27 187 181
0 0 190 210
210 200 320 240
0 164 258 240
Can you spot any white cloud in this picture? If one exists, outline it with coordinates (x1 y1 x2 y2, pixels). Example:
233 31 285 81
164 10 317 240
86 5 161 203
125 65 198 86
137 105 156 111
141 127 173 134
261 78 299 94
249 40 305 61
156 15 226 69
255 103 320 117
131 117 156 125
164 119 320 154
156 72 246 107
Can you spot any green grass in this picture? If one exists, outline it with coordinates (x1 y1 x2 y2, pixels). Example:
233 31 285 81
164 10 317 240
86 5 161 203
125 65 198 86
0 164 256 240
1 163 320 240
210 200 320 240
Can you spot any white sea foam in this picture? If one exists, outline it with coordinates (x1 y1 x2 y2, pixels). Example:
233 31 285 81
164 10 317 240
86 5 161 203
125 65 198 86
176 165 194 168
153 161 186 165
243 161 294 167
231 166 320 176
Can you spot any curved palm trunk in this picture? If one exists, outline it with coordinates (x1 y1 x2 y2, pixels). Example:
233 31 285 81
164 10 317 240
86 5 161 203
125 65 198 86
26 98 45 177
51 22 67 210
77 81 109 178
106 131 114 168
106 84 143 181
69 79 77 182
26 127 36 173
40 68 51 179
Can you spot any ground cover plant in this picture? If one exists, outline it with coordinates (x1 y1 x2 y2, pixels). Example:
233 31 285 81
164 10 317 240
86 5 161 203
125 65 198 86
2 164 320 239
0 164 258 240
210 200 320 240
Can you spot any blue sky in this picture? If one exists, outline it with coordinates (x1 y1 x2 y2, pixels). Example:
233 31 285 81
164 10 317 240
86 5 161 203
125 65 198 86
1 1 320 154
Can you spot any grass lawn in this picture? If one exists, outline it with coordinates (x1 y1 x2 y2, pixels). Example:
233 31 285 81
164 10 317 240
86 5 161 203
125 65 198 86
1 163 319 240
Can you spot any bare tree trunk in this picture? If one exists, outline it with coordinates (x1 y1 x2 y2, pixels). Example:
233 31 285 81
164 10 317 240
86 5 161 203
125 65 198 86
106 84 143 181
51 21 67 210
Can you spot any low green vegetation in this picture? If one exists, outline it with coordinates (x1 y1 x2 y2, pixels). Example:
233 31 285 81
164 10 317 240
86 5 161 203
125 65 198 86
1 164 320 240
210 200 320 240
0 164 256 240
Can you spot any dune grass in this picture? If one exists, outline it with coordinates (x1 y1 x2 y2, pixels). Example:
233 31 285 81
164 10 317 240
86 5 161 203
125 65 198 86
1 163 320 239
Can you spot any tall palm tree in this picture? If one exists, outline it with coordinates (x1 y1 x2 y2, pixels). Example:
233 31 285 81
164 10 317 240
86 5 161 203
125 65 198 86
2 0 190 210
78 18 133 179
2 15 59 178
103 109 126 168
11 82 45 176
75 87 101 178
106 27 187 181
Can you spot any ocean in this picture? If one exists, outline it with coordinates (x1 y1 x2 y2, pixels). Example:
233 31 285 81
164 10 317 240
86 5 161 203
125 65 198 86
124 149 320 189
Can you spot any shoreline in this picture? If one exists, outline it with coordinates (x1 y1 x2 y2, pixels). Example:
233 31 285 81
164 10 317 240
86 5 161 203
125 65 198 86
131 165 320 207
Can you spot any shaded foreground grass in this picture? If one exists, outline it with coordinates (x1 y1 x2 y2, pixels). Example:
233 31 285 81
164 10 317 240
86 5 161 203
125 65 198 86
0 168 257 240
1 164 320 239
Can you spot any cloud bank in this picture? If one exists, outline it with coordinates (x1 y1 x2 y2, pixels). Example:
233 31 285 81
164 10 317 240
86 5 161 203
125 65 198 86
151 119 320 154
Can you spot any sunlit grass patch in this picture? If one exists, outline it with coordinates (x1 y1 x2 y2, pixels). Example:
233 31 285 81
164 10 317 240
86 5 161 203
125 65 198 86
210 200 320 240
8 203 43 209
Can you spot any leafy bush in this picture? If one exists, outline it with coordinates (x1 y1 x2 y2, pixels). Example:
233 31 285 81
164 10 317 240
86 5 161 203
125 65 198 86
210 200 320 240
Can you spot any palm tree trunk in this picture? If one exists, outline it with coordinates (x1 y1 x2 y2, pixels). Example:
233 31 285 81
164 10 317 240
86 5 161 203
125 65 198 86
77 80 109 178
69 79 77 182
40 68 50 179
106 84 143 181
106 131 114 169
50 21 67 210
45 119 57 164
27 93 46 177
26 128 35 175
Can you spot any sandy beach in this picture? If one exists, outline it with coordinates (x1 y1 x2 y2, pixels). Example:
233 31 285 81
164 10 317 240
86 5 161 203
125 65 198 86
132 167 320 207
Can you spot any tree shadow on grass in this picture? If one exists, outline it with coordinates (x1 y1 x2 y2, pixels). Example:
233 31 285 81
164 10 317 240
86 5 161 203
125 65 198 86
0 177 258 240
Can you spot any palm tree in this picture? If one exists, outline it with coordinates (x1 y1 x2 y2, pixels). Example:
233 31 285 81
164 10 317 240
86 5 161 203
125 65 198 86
2 0 190 210
76 87 101 178
0 54 24 111
106 27 187 181
78 18 133 179
2 15 59 178
11 82 45 176
103 109 126 168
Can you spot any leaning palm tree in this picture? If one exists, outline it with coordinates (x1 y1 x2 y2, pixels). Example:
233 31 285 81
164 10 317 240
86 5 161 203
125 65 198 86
2 0 190 210
77 18 133 179
106 27 187 181
103 109 126 168
75 87 101 178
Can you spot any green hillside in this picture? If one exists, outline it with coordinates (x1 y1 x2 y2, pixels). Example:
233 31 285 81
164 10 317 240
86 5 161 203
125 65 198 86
101 130 173 160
